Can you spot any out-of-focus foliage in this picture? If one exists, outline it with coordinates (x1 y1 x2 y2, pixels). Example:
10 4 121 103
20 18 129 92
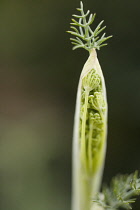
0 0 140 210
93 171 140 209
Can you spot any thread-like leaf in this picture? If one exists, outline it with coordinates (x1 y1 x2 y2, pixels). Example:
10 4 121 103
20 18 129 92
67 2 112 51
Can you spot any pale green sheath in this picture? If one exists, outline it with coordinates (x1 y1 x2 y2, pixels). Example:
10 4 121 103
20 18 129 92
67 2 112 210
72 49 107 210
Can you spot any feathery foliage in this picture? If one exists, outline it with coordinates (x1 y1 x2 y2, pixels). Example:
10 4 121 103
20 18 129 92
93 171 140 210
67 1 112 51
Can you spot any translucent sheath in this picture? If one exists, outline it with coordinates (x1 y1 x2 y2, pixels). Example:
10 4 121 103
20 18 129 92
72 49 107 210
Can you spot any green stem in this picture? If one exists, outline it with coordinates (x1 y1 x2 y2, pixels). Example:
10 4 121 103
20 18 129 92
81 89 89 170
88 122 93 173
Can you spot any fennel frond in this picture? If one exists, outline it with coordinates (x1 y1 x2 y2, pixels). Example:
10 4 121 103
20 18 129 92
93 171 140 210
67 1 112 51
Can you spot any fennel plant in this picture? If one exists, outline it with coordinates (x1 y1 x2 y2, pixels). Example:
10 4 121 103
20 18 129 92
67 2 140 210
68 2 111 210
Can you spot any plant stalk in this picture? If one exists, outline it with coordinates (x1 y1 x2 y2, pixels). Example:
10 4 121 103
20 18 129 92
72 49 107 210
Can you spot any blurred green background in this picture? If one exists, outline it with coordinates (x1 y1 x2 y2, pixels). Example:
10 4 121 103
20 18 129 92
0 0 140 209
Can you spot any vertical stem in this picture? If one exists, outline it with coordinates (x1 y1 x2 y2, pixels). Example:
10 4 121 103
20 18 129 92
88 122 93 172
80 176 92 210
80 89 89 169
